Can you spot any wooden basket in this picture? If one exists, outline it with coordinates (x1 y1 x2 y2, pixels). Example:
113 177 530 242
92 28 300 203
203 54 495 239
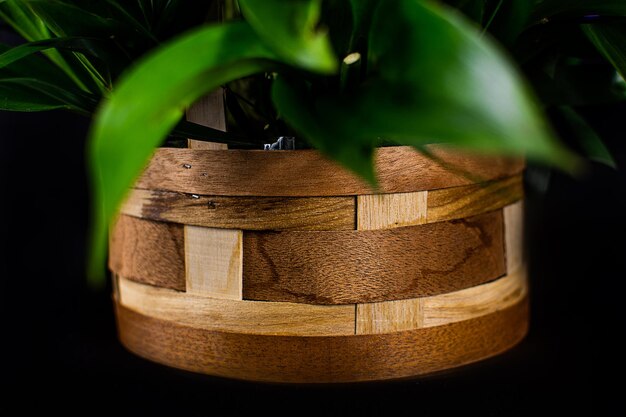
110 145 528 383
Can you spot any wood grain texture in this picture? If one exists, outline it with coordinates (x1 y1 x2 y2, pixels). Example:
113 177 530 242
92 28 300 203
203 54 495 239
109 215 185 291
356 298 422 334
116 295 528 383
118 276 355 336
184 225 242 299
187 90 228 150
421 266 527 328
121 189 356 231
504 201 525 274
136 146 524 197
427 175 523 222
357 191 427 230
243 211 506 304
356 268 526 334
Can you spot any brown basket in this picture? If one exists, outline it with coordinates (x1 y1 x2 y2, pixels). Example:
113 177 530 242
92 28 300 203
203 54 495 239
110 145 528 383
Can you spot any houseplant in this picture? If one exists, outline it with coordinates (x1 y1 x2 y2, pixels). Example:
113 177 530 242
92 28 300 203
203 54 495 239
0 0 623 382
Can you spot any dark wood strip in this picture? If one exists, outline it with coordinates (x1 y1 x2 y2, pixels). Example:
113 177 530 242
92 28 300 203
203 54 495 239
109 215 186 291
243 210 506 304
116 296 528 383
136 146 524 197
121 189 356 231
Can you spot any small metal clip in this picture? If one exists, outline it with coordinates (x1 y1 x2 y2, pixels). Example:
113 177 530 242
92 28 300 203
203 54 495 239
264 136 295 150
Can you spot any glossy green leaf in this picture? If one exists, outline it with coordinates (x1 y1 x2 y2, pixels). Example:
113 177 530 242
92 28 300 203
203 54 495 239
583 23 626 80
88 22 276 282
0 0 93 91
238 0 337 73
272 75 376 184
0 0 50 40
557 106 616 168
347 0 578 167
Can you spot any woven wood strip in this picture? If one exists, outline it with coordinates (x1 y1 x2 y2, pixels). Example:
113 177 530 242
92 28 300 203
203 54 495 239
121 190 356 231
118 268 525 336
109 216 185 291
115 296 528 383
427 175 524 223
356 175 523 231
243 210 506 304
118 276 355 336
356 266 526 334
135 146 524 197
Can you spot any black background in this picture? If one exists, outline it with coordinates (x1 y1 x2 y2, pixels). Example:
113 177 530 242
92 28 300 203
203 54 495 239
1 105 625 415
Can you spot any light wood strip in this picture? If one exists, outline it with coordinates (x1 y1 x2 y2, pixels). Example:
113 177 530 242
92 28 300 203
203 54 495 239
118 276 355 336
356 268 526 334
116 296 528 383
187 90 228 150
109 216 185 291
504 201 525 273
427 175 523 222
357 191 427 230
184 225 243 300
356 298 423 334
421 267 527 328
121 189 356 231
136 146 524 197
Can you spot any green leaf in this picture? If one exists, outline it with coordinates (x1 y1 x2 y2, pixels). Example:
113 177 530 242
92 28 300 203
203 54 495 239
24 0 123 38
583 22 626 80
238 0 338 73
0 80 68 111
87 21 276 282
272 75 376 185
347 0 578 168
0 0 50 41
0 37 109 71
0 0 92 91
0 42 77 89
0 77 96 113
557 106 617 168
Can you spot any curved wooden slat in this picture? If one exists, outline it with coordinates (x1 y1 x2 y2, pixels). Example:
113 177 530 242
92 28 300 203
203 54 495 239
243 210 506 304
136 146 524 197
116 296 528 383
356 175 523 231
121 189 356 231
109 216 185 291
122 176 521 231
118 268 526 336
427 175 524 223
356 267 526 334
118 276 355 336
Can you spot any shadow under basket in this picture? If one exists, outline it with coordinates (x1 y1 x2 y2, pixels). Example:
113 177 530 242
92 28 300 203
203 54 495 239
109 145 529 384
